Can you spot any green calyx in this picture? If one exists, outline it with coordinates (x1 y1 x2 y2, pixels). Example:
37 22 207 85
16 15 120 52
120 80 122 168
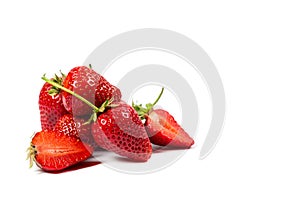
42 74 117 123
84 98 119 125
132 87 164 120
47 71 66 96
26 144 36 168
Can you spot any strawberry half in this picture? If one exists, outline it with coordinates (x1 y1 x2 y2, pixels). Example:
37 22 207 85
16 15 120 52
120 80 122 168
133 88 194 148
27 130 93 172
145 109 194 148
92 102 152 162
62 66 121 116
39 74 68 130
54 114 98 150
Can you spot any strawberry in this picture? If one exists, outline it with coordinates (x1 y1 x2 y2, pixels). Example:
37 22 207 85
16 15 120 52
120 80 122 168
54 114 98 150
92 102 152 162
39 74 68 130
133 88 194 148
27 130 93 171
145 109 194 148
42 76 151 161
61 65 121 116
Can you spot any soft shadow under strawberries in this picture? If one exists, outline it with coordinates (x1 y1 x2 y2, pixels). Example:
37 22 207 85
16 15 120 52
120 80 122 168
37 161 101 174
152 144 195 153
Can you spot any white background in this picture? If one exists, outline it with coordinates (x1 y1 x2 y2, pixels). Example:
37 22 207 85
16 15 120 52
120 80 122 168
1 0 300 199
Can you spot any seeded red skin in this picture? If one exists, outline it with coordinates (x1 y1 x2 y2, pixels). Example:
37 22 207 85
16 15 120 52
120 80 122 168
54 114 98 150
31 130 93 172
145 109 194 148
39 81 68 130
92 102 152 162
62 66 122 116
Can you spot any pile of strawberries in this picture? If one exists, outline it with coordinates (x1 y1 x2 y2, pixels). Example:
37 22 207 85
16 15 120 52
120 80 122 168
27 65 194 172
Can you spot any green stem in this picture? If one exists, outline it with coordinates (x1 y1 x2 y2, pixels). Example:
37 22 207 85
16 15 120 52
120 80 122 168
41 75 99 111
152 87 164 106
132 87 165 120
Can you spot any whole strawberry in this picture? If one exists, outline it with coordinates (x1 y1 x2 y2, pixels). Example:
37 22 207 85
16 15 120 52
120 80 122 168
92 102 152 162
54 114 98 150
39 74 68 130
27 130 93 171
42 75 151 162
62 66 121 116
133 88 194 148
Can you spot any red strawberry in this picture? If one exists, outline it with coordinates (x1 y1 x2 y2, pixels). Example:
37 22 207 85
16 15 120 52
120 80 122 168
39 74 68 130
27 130 93 171
42 76 150 161
133 88 194 148
54 114 98 150
62 66 121 116
92 102 152 162
145 109 194 148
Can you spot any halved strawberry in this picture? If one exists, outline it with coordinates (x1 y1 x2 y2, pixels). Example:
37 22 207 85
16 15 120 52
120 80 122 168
27 130 93 171
133 88 194 148
145 109 194 148
92 102 152 162
39 74 68 130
